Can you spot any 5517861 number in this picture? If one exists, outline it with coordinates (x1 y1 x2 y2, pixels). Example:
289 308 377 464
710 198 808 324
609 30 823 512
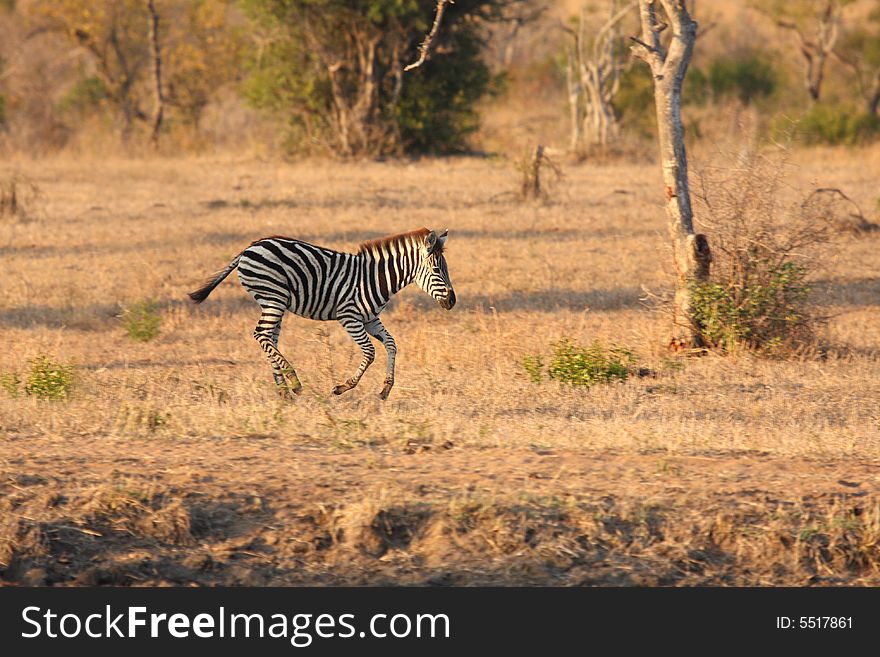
776 617 852 629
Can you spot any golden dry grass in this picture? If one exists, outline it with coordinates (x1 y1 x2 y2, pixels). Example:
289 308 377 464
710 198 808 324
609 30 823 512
0 150 879 585
1 152 878 453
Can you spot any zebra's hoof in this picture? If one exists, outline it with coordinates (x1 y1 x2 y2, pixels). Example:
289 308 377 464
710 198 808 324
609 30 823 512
378 387 392 400
332 384 350 396
276 382 302 400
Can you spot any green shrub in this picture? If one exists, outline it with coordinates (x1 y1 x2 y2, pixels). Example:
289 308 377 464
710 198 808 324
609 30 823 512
684 67 710 106
25 355 75 401
613 65 656 138
521 355 544 383
523 339 634 388
392 31 489 154
123 299 162 342
795 105 880 146
0 371 20 397
691 144 831 356
707 54 778 105
691 261 812 354
57 76 108 118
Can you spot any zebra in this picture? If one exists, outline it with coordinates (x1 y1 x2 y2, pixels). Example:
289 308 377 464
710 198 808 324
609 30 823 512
188 227 455 400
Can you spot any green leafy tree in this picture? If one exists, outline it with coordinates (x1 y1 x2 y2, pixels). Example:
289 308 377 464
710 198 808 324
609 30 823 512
241 0 510 156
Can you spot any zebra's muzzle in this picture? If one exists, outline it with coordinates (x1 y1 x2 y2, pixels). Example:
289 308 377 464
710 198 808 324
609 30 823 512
440 290 456 310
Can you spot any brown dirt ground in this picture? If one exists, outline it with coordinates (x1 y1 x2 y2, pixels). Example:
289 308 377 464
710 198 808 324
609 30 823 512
2 435 879 586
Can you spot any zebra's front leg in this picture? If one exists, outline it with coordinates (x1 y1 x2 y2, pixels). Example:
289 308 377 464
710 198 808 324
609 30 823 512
366 318 397 400
332 318 375 396
254 306 302 398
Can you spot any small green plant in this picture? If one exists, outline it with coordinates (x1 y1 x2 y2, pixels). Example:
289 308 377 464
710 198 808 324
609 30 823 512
1 371 21 397
523 339 635 388
123 299 162 342
521 355 544 383
24 354 75 400
691 260 812 354
549 339 634 386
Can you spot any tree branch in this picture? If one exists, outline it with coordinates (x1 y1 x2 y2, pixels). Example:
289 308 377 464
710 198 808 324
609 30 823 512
629 35 660 56
404 0 453 72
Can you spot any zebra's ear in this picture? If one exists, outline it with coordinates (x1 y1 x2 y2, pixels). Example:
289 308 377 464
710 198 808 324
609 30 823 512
425 231 438 253
438 229 448 248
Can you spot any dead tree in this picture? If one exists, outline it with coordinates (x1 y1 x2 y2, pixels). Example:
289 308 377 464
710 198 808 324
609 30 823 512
521 144 545 199
835 40 880 116
759 1 844 102
564 1 636 152
631 0 711 350
146 0 164 149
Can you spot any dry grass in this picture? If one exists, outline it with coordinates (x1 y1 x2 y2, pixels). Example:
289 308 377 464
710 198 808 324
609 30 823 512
0 149 879 585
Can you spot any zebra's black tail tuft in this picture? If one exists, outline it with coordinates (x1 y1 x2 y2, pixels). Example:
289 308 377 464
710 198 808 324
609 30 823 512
188 254 242 304
188 279 217 304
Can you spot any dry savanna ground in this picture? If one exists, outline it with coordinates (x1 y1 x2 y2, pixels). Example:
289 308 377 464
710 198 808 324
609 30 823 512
1 150 879 586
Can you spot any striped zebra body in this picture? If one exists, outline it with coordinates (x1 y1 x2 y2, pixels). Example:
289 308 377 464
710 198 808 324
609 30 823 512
189 228 455 400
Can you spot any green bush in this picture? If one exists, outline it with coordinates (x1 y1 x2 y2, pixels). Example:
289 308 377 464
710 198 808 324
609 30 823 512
523 339 634 388
613 65 656 139
123 299 162 342
393 30 489 154
796 105 880 146
690 144 830 356
707 54 778 105
25 354 76 401
57 76 108 118
691 261 812 354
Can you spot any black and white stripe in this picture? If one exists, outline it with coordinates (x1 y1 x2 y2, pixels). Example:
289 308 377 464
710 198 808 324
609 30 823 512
189 228 455 400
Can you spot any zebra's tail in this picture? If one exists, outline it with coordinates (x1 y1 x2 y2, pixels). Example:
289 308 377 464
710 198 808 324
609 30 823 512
188 254 243 304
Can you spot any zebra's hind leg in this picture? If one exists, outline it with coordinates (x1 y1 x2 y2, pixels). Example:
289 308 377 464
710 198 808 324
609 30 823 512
269 314 293 395
366 318 397 400
332 318 375 396
254 305 302 398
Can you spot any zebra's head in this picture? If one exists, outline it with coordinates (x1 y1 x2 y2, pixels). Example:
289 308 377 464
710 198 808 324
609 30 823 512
415 229 455 310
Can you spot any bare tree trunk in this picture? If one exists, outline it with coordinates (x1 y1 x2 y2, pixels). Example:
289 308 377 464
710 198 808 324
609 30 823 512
146 0 164 149
565 1 634 153
326 61 352 156
521 144 545 200
566 53 583 152
502 19 521 68
868 68 880 116
631 0 711 350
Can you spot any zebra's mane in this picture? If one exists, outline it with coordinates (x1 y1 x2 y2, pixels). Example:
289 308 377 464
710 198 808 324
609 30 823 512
356 228 437 256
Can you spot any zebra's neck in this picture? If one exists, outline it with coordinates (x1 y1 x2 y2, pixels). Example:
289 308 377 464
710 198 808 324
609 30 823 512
358 235 423 310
